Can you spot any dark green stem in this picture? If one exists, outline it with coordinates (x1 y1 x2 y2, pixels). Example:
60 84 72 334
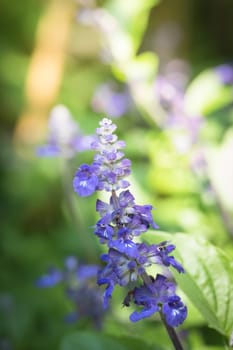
159 311 184 350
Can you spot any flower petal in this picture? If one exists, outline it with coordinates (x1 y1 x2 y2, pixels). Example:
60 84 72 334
130 304 159 322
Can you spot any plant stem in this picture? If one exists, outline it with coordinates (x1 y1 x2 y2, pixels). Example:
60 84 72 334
111 190 119 209
159 311 185 350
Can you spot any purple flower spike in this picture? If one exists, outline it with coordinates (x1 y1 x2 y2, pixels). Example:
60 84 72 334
73 164 99 197
74 118 187 329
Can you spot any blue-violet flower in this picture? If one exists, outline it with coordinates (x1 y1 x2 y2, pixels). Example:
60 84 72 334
73 118 187 328
36 257 107 329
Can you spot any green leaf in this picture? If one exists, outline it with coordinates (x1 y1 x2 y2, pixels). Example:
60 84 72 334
120 52 158 82
143 231 233 338
60 331 160 350
184 70 233 115
207 129 233 211
105 0 160 54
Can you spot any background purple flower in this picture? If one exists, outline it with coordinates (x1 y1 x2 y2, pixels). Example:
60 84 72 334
91 83 130 118
36 257 107 329
215 64 233 85
37 105 95 158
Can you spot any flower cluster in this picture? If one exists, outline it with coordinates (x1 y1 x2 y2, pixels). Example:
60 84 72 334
37 105 95 158
73 118 187 327
36 257 106 329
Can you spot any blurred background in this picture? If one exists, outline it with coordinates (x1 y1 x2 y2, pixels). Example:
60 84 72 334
1 0 233 349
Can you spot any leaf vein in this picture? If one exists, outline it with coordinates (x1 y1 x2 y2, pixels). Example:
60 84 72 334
197 255 218 312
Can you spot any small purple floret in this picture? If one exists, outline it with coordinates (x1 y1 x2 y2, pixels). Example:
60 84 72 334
162 296 188 327
73 164 99 197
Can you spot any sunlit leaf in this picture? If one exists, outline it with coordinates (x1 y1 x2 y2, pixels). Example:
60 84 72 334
121 52 158 82
185 70 233 115
105 0 160 54
207 129 233 211
143 231 233 338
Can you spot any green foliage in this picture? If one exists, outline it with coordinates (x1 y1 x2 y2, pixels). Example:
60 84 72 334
113 52 158 83
105 0 160 56
60 331 161 350
185 70 233 116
